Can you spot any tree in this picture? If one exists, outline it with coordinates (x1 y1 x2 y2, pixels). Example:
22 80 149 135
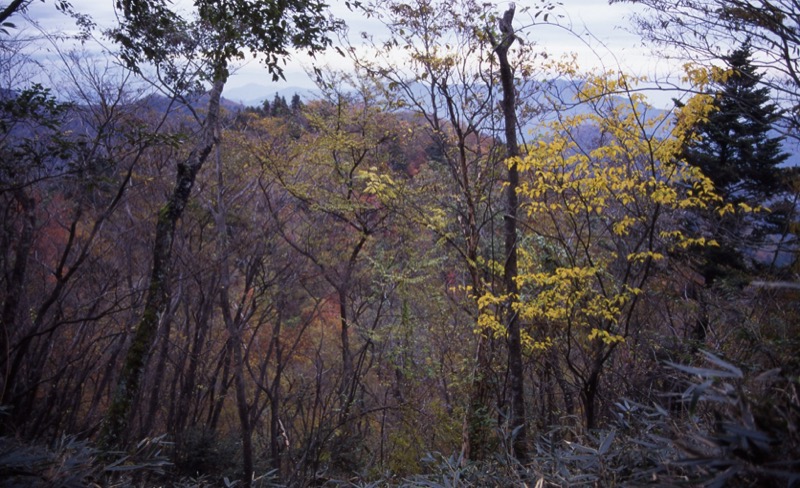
0 85 71 407
673 44 791 351
355 0 546 460
250 75 402 472
270 94 289 117
0 47 168 437
487 3 527 461
511 66 722 429
683 44 787 207
618 0 800 138
290 93 304 112
0 0 76 30
100 0 340 450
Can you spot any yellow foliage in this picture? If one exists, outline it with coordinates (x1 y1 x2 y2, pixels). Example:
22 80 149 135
521 333 552 354
357 166 398 200
509 65 724 355
476 310 505 338
587 328 626 345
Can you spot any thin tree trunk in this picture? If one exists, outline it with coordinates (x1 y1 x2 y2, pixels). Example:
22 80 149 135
338 287 353 405
208 342 232 431
215 143 255 487
227 321 253 486
173 285 216 434
461 236 494 462
583 369 601 431
140 292 178 438
269 328 283 473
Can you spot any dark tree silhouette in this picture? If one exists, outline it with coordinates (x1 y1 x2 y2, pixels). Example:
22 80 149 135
684 44 788 208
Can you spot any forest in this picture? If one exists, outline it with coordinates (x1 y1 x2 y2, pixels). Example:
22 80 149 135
1 0 799 486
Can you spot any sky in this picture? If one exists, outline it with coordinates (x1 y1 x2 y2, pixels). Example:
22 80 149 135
18 0 674 101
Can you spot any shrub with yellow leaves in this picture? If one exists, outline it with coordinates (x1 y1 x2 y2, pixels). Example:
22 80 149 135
505 65 723 429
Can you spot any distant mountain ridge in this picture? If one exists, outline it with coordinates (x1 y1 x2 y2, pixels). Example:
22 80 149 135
9 78 790 167
222 80 800 166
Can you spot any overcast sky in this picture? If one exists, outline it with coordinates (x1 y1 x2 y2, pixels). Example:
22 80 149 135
21 0 665 93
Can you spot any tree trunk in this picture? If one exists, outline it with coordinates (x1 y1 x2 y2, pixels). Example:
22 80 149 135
338 287 353 405
100 76 226 448
461 333 493 462
140 292 177 438
492 4 527 461
583 369 600 431
173 286 216 435
0 189 35 407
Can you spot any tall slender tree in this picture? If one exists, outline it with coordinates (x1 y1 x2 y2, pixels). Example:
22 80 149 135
488 4 527 461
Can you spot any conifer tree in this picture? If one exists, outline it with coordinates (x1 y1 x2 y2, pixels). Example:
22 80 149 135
684 43 788 209
290 92 304 112
682 43 788 280
270 93 289 117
